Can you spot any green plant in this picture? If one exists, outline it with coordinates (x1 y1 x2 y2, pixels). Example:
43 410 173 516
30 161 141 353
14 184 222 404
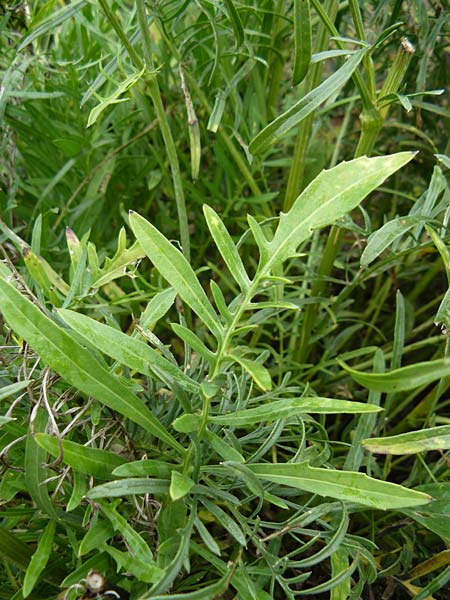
1 1 449 599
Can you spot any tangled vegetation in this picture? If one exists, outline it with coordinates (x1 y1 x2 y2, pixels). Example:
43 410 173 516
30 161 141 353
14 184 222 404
0 1 449 599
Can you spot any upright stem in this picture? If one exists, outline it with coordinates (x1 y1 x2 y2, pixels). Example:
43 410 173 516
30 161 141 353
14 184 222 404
98 0 191 260
283 0 339 212
296 37 415 364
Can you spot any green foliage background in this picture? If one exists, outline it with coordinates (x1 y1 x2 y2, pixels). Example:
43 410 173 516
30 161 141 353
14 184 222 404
0 1 449 599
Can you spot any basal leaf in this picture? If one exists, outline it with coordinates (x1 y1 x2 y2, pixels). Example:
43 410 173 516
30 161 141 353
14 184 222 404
58 308 198 393
362 425 450 455
247 462 432 509
129 211 222 338
0 276 183 454
342 358 450 392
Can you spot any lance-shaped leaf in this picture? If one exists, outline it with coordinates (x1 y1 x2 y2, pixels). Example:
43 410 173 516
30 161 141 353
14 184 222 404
249 49 365 155
266 152 416 270
203 205 251 291
129 211 222 338
362 425 450 455
247 462 432 510
0 276 183 454
361 215 429 267
58 308 198 393
342 357 450 392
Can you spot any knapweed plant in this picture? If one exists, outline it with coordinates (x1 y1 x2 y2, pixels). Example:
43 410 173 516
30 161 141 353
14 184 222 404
1 1 449 599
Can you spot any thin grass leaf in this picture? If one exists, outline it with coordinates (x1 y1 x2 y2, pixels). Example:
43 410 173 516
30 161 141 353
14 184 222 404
293 0 312 85
267 152 416 269
361 216 428 267
0 276 183 453
247 462 432 509
223 0 244 47
249 49 366 154
0 380 30 401
34 433 126 478
203 205 251 291
58 308 198 393
17 0 88 51
129 211 222 338
342 357 450 392
23 520 56 598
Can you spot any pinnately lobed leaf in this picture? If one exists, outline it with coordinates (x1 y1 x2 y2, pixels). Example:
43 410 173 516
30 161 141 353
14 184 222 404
266 152 417 270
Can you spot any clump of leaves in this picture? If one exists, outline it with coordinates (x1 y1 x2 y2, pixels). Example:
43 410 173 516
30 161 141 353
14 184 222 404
1 1 449 599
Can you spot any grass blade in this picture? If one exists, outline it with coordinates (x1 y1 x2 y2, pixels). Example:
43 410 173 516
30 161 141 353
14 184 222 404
249 49 366 155
293 0 312 85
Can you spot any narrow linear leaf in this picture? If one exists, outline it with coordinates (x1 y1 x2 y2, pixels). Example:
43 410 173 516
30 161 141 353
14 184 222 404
140 287 177 330
129 211 222 338
201 499 246 546
268 152 416 269
342 357 450 392
171 322 216 365
249 49 366 154
293 0 312 85
58 308 198 393
247 462 432 509
34 433 126 479
0 276 183 453
361 216 428 267
23 520 56 598
209 397 381 426
17 0 88 51
88 478 170 499
362 425 450 455
0 380 30 401
180 66 201 180
113 460 174 478
223 0 244 46
203 205 251 291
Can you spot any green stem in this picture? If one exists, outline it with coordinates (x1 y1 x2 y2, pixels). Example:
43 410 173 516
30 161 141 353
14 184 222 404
98 0 191 260
283 0 339 212
295 37 415 364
